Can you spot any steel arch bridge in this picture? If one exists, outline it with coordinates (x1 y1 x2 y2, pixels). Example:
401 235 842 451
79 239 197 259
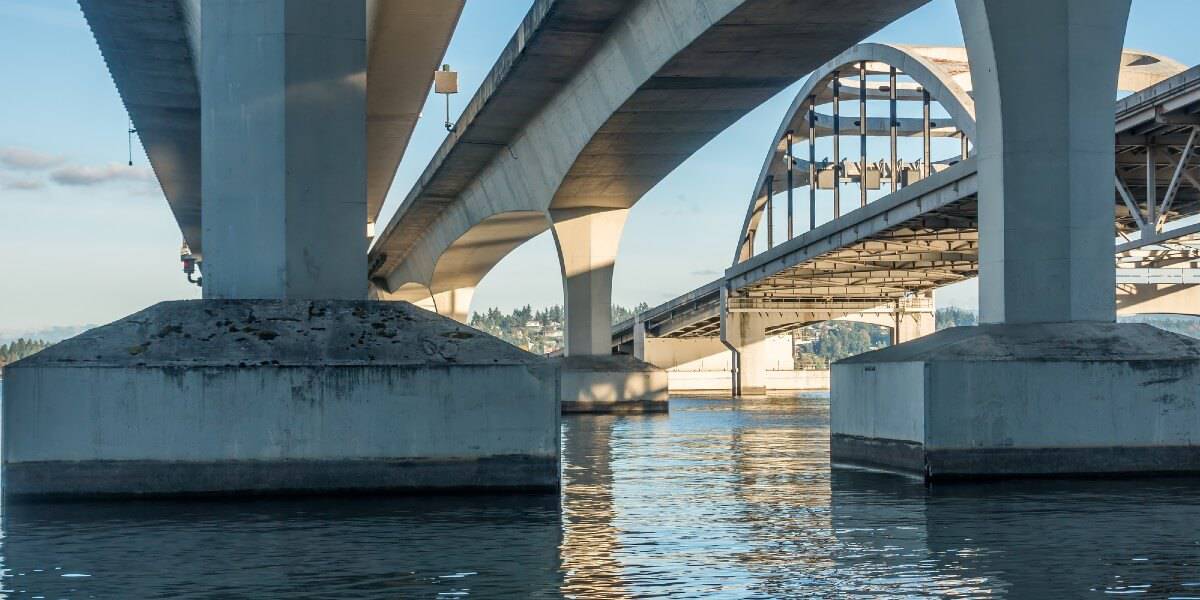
613 43 1197 349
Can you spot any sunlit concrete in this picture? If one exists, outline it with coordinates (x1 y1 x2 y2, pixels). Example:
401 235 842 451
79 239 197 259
556 355 668 414
640 335 829 393
551 208 628 357
1117 283 1200 317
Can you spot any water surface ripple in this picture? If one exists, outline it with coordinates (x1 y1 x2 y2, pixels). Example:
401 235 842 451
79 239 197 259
2 396 1198 598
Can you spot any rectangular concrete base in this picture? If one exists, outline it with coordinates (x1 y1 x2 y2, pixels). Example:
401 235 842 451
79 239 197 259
556 355 669 414
4 457 557 499
831 323 1200 480
2 301 561 498
831 434 1200 479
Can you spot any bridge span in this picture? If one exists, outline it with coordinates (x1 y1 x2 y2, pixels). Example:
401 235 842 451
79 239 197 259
613 43 1200 399
8 0 1200 496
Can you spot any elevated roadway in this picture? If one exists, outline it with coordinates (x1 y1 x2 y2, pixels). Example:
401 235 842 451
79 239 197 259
80 0 465 257
366 0 933 346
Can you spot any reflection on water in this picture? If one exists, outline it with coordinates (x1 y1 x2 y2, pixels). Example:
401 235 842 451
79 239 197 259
2 395 1199 598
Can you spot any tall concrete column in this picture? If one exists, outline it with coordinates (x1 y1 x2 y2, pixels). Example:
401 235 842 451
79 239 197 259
833 0 1200 480
201 0 367 300
550 207 629 356
723 312 770 396
632 316 647 361
958 0 1128 324
432 287 475 324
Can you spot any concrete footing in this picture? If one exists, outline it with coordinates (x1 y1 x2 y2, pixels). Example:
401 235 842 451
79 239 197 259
555 355 668 414
2 300 560 498
831 322 1200 480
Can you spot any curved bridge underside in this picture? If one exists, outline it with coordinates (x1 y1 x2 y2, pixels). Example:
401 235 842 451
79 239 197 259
368 0 933 304
79 0 464 256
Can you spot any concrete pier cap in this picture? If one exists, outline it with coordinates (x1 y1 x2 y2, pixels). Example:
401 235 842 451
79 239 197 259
831 0 1200 480
6 0 561 498
2 301 560 498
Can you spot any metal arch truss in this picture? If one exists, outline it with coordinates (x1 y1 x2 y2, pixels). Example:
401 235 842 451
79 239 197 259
732 44 979 267
726 44 1192 316
610 49 1196 348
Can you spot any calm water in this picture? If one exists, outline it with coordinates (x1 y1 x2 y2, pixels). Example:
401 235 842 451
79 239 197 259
1 395 1198 598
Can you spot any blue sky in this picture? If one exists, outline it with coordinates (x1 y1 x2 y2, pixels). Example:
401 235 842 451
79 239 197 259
2 0 1198 331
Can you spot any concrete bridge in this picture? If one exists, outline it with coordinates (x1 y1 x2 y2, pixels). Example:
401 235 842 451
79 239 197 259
6 0 1200 496
613 44 1200 396
365 0 931 410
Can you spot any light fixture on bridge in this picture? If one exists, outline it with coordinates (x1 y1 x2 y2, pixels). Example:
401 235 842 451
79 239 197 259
435 64 459 132
127 117 137 166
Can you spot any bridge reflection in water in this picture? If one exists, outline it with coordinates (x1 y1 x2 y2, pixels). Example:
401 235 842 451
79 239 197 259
1 397 1198 597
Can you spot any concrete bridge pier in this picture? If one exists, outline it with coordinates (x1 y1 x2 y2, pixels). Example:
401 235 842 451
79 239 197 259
550 207 667 413
2 0 559 498
832 0 1200 480
723 312 772 397
431 287 475 324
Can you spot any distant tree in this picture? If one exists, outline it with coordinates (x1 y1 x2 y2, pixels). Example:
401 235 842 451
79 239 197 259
611 302 648 324
0 338 53 375
935 306 977 330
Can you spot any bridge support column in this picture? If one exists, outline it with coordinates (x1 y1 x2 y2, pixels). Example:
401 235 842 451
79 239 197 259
550 207 666 413
200 0 367 300
892 310 935 345
723 312 770 397
832 0 1200 480
431 287 475 324
1 0 560 498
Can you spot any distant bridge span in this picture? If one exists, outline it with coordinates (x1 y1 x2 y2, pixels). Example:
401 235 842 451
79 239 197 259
613 45 1200 361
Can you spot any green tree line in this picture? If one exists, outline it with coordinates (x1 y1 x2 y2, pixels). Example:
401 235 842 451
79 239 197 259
0 338 52 374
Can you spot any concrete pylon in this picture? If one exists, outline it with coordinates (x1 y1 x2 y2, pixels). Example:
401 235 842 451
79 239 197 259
724 312 770 396
432 287 475 324
549 207 628 356
201 0 367 300
549 207 666 413
2 0 560 498
832 0 1200 480
964 0 1122 324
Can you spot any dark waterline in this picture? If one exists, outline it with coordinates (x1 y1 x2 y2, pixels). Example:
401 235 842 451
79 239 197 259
1 394 1198 598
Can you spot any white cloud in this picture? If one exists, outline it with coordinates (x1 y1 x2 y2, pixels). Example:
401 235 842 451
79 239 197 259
0 146 65 170
50 163 155 187
3 178 45 190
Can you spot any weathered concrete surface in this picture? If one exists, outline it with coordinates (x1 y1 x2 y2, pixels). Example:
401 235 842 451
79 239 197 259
831 323 1200 479
201 0 367 300
2 300 559 498
79 0 463 255
555 355 667 414
961 0 1129 323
